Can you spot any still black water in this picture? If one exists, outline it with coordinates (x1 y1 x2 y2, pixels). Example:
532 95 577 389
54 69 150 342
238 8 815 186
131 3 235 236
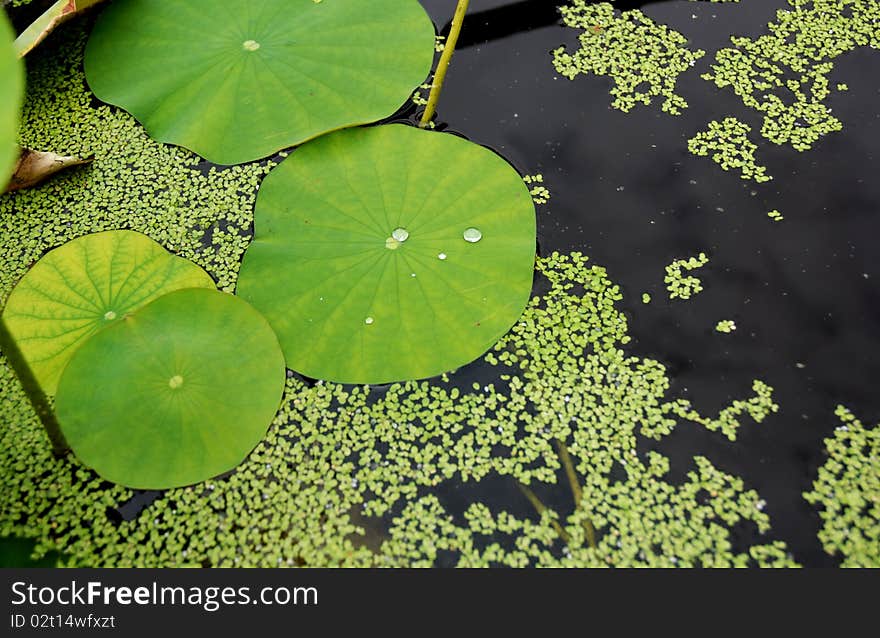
414 0 880 567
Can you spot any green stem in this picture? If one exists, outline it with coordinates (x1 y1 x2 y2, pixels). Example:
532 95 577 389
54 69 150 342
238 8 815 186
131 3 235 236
419 0 470 128
554 439 597 550
0 314 69 457
517 482 570 544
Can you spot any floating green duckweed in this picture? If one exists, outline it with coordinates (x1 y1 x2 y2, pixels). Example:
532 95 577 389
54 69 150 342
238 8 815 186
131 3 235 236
665 253 710 300
702 0 880 152
716 320 737 333
552 1 704 115
688 118 773 183
524 174 551 205
382 454 794 568
804 406 879 567
0 18 793 568
642 293 652 304
1 243 785 566
768 209 784 222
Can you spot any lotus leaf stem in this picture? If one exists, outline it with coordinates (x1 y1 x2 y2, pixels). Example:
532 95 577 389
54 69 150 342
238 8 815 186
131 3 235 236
0 315 69 456
419 0 470 128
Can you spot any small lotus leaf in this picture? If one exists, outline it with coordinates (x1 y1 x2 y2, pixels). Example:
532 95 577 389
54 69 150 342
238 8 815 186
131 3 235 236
83 0 436 165
55 288 286 489
2 230 215 394
237 124 537 384
1 12 23 186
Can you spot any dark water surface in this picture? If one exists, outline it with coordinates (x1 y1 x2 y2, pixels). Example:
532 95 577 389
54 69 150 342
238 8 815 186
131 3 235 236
415 0 880 566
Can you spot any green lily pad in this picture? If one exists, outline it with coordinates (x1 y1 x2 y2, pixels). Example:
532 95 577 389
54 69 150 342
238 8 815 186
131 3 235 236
2 230 215 394
55 288 285 489
236 124 536 384
1 11 23 186
83 0 436 165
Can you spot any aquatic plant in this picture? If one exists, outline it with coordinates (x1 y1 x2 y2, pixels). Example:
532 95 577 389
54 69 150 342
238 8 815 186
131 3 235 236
13 0 107 57
664 253 710 300
0 10 21 185
715 320 737 333
551 1 704 115
0 251 788 566
419 0 469 128
523 174 550 205
2 230 214 395
236 124 536 384
703 0 880 153
688 118 773 183
55 288 285 489
4 0 866 569
804 406 880 567
84 0 436 164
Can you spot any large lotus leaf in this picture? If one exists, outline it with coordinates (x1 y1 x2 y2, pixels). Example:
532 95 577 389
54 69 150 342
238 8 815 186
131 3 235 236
1 11 23 186
83 0 436 165
2 230 215 394
236 124 537 384
55 288 285 489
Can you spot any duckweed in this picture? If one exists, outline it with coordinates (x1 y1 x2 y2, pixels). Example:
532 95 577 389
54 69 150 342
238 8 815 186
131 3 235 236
0 10 800 569
524 174 550 205
552 1 704 115
716 320 737 333
688 118 773 183
665 253 710 300
804 406 879 567
702 0 880 152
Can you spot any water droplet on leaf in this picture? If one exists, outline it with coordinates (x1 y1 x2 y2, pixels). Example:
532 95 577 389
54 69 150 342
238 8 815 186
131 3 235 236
463 228 482 243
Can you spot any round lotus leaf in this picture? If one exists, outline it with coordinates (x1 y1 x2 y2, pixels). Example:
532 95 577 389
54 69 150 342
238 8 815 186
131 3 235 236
0 12 23 186
237 124 537 384
55 288 285 489
2 230 215 394
83 0 436 165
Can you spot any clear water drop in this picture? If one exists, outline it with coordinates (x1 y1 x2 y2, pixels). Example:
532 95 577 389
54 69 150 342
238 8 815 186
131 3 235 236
463 228 482 243
392 227 409 242
103 310 117 321
242 40 261 51
438 253 447 260
365 317 374 325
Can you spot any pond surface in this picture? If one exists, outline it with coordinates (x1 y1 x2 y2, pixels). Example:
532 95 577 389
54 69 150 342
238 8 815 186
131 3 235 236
1 0 878 567
420 0 880 566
